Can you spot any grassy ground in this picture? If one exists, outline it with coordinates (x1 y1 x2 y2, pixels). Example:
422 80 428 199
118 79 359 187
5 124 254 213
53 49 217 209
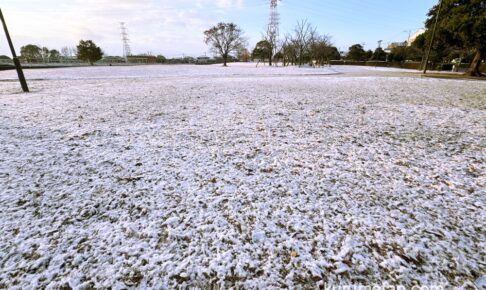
0 65 485 288
421 72 486 81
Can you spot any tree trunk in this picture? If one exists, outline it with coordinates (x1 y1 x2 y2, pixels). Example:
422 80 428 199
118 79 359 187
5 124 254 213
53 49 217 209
465 49 483 77
223 54 227 67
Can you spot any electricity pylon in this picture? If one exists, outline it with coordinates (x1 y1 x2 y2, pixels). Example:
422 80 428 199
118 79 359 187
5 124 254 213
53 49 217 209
120 22 131 63
267 0 280 65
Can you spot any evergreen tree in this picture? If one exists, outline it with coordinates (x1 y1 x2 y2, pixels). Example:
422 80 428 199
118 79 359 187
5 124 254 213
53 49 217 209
425 0 485 76
156 55 167 64
76 40 103 65
346 44 366 61
20 44 41 63
252 40 272 62
372 47 387 61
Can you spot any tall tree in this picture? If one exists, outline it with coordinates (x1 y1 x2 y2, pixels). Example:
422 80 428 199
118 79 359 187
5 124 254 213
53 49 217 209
60 46 70 58
49 49 60 62
20 44 41 63
372 47 387 61
252 40 272 63
292 20 316 66
281 34 298 66
365 49 373 61
325 46 341 60
156 55 167 64
236 47 251 62
425 0 485 76
204 22 245 67
76 40 103 65
264 26 278 66
308 34 335 66
346 44 367 61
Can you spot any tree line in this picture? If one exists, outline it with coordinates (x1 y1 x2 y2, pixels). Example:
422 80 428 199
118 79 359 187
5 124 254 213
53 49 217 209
9 1 484 75
204 20 341 67
203 20 415 67
204 0 484 76
17 40 103 65
422 0 485 76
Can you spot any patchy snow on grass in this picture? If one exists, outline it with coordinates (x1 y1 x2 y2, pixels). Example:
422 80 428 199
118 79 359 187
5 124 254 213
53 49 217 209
0 65 485 289
0 63 341 81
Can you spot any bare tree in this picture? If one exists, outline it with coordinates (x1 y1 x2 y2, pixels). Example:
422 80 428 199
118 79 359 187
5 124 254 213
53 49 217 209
40 47 50 63
292 20 317 66
60 47 70 58
264 27 279 66
237 47 251 62
204 22 246 67
70 47 77 57
281 33 297 66
60 46 77 63
309 34 333 67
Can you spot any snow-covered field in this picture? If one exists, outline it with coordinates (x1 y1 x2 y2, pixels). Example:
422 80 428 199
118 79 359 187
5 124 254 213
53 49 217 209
0 64 485 289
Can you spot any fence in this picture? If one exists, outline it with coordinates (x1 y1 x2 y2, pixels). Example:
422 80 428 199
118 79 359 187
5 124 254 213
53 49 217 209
0 59 13 65
329 60 422 69
329 60 486 73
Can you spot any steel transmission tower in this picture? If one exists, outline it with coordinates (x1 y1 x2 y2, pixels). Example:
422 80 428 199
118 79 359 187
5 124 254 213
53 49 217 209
267 0 280 60
120 22 131 63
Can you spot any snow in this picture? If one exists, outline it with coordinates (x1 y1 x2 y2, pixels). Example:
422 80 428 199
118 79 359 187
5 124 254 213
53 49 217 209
0 63 339 81
0 62 417 81
0 64 485 288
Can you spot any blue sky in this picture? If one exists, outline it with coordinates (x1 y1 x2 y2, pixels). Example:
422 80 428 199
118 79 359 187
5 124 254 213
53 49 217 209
0 0 438 58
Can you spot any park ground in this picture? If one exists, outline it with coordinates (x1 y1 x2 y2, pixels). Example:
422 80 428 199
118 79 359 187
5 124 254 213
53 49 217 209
0 64 485 289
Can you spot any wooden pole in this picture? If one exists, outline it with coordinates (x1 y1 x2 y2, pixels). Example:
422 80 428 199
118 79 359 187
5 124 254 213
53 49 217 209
423 0 443 74
0 8 29 92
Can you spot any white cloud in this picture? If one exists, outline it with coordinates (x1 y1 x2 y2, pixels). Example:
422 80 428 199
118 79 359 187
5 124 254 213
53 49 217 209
0 0 249 57
214 0 244 9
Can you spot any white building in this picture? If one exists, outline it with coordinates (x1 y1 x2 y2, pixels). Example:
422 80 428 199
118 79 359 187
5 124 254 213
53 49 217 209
407 28 426 46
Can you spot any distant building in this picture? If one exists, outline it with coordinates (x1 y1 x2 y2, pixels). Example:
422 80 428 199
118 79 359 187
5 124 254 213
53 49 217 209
101 56 126 64
127 55 157 64
384 41 407 54
385 28 426 53
407 29 426 46
388 41 407 49
196 56 211 64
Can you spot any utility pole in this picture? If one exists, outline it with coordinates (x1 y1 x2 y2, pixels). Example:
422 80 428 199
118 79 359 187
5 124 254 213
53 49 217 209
0 8 29 92
423 0 443 74
404 30 412 45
